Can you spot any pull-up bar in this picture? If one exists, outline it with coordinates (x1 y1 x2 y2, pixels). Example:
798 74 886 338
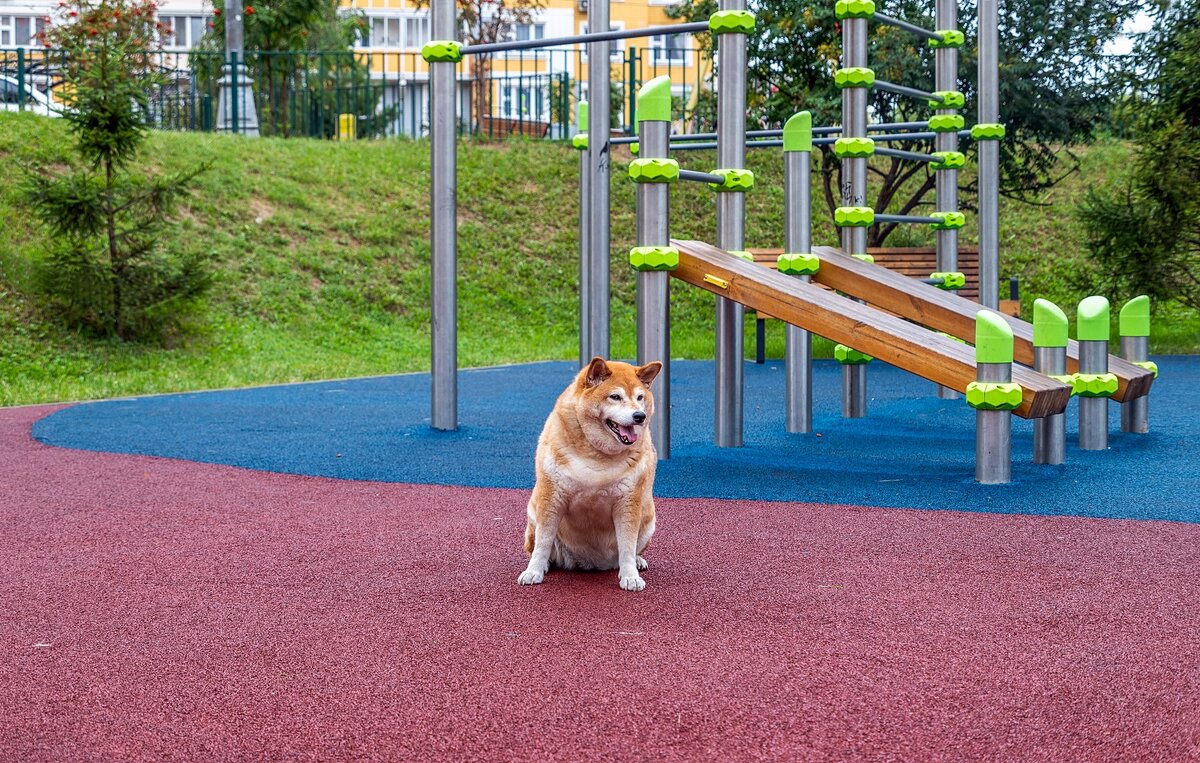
875 213 944 225
874 80 943 103
607 121 936 146
873 12 945 42
459 20 711 55
874 146 940 163
678 169 729 184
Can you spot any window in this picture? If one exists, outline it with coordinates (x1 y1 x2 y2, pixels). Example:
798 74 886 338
160 16 207 48
405 17 429 48
650 33 689 62
580 23 624 61
513 23 544 42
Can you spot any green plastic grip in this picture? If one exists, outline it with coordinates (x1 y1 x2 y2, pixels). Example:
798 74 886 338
835 67 875 89
629 246 679 271
932 151 965 169
928 30 965 48
928 211 965 230
835 206 874 227
928 114 964 132
778 253 819 275
1076 296 1111 341
852 253 875 263
783 112 812 153
1072 372 1118 397
636 76 672 123
1119 295 1150 337
572 134 588 150
834 344 873 364
628 158 679 183
834 137 875 158
929 90 965 109
965 382 1022 410
975 310 1014 364
709 10 755 34
708 169 754 192
729 250 755 262
834 0 875 19
930 271 965 290
421 41 462 63
971 123 1005 141
1134 360 1159 377
1032 298 1068 347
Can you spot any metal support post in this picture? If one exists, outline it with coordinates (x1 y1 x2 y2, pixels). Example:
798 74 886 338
587 0 612 360
714 0 748 447
1077 296 1112 451
1032 299 1068 465
970 311 1016 484
429 0 457 430
216 0 259 136
632 78 673 457
934 0 959 399
977 0 1000 309
1119 295 1152 434
575 101 591 367
840 14 868 418
782 112 814 434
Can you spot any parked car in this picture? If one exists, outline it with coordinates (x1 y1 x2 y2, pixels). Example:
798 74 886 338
0 75 62 117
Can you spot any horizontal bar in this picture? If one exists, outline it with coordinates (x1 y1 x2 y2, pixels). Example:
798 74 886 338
460 21 711 55
874 80 942 103
922 277 946 285
670 140 783 152
678 169 728 184
872 129 973 142
614 122 936 145
875 213 944 225
873 12 945 42
874 146 939 162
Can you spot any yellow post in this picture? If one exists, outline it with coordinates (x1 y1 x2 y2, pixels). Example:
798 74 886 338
338 113 356 141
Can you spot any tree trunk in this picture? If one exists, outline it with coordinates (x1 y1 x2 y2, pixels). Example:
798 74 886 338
105 156 123 339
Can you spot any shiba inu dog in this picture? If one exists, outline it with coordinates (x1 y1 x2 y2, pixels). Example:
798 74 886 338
518 357 663 592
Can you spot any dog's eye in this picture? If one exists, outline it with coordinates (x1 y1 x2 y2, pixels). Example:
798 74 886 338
609 393 621 401
637 394 644 401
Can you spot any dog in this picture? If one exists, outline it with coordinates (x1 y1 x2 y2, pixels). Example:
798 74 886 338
518 356 663 592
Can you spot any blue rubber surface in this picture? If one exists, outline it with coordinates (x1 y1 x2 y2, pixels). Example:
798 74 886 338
34 357 1199 522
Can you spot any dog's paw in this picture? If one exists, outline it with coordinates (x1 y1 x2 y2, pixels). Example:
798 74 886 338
619 572 646 592
517 568 545 586
636 555 648 571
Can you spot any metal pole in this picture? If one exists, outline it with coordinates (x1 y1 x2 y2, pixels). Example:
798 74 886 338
976 362 1012 483
783 114 813 434
714 0 748 448
1119 295 1151 434
977 0 1000 310
576 101 591 367
1077 296 1111 451
587 0 611 360
1031 298 1069 465
840 12 868 418
1033 346 1067 464
430 0 457 430
633 78 673 457
217 0 259 136
934 0 959 400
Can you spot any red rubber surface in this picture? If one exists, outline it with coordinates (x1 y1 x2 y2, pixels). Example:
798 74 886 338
4 404 1200 761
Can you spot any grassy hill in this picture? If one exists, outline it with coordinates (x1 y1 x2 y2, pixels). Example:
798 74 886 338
0 112 1193 406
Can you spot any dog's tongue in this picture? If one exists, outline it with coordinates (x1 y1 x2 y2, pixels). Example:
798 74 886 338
619 424 640 443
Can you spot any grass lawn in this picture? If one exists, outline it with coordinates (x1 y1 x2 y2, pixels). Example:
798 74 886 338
1 111 1195 406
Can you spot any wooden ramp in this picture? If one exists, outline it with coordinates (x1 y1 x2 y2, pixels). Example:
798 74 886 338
670 240 1072 419
809 246 1154 402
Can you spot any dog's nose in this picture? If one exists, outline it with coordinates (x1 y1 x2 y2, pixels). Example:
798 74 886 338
633 411 646 424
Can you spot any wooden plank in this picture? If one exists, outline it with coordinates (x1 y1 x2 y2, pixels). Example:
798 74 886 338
751 246 981 299
809 245 1155 401
670 240 1071 419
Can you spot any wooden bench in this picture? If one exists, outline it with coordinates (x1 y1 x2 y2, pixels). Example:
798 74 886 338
745 246 1020 362
477 116 550 140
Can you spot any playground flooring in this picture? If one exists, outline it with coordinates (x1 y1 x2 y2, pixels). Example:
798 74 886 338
4 357 1200 760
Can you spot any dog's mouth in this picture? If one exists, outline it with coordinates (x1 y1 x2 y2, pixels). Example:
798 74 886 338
606 419 640 446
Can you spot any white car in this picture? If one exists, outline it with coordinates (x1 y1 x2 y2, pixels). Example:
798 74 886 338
0 74 62 117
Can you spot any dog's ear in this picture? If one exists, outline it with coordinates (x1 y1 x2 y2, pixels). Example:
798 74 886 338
636 361 663 386
583 356 612 387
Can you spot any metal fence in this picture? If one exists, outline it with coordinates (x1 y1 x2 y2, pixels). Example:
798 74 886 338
0 44 713 140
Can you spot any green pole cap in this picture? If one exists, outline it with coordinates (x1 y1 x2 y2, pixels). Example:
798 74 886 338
1119 295 1150 337
783 112 812 153
835 67 875 89
577 100 588 130
965 381 1023 411
975 310 1014 364
1032 298 1068 347
629 246 679 271
636 75 672 123
709 9 756 34
835 206 874 227
421 40 463 63
1076 296 1111 341
777 253 819 275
